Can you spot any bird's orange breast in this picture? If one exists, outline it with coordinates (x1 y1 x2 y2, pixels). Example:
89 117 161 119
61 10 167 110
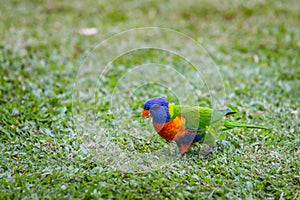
152 116 188 141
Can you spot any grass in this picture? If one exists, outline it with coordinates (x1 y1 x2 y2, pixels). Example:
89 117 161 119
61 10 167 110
1 0 299 199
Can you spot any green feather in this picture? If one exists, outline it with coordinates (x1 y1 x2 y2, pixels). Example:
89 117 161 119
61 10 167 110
169 104 267 146
223 121 268 130
172 105 231 131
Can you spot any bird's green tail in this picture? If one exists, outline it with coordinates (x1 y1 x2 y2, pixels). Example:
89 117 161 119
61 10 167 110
223 121 268 130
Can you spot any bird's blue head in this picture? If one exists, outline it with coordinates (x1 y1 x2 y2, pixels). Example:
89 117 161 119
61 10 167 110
142 97 170 124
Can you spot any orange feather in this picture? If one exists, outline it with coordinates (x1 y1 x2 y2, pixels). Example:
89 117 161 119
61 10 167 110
152 116 189 141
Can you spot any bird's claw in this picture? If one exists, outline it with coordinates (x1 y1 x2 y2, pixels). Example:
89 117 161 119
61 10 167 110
200 146 214 157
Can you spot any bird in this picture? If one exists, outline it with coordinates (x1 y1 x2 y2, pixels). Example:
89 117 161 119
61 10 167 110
142 97 267 158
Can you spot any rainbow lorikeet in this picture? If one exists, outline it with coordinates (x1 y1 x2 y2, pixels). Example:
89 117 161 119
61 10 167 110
142 97 267 157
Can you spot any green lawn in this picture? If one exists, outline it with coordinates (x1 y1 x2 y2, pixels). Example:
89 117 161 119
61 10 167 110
1 0 299 199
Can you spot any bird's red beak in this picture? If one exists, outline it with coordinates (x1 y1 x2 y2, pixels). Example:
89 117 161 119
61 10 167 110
142 109 151 118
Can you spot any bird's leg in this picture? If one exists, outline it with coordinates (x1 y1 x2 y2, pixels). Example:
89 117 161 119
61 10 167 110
175 141 192 159
200 145 215 157
204 146 214 156
174 133 196 159
208 146 214 154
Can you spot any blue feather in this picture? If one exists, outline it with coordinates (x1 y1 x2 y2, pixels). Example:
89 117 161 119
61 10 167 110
143 97 170 123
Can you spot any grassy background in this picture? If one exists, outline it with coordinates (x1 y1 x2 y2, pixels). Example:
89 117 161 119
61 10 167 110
1 0 299 199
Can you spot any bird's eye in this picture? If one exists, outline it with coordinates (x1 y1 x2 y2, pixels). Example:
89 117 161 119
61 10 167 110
152 104 160 110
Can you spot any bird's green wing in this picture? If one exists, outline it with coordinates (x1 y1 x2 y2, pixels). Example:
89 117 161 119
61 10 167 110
171 105 216 131
170 105 234 147
169 104 263 147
